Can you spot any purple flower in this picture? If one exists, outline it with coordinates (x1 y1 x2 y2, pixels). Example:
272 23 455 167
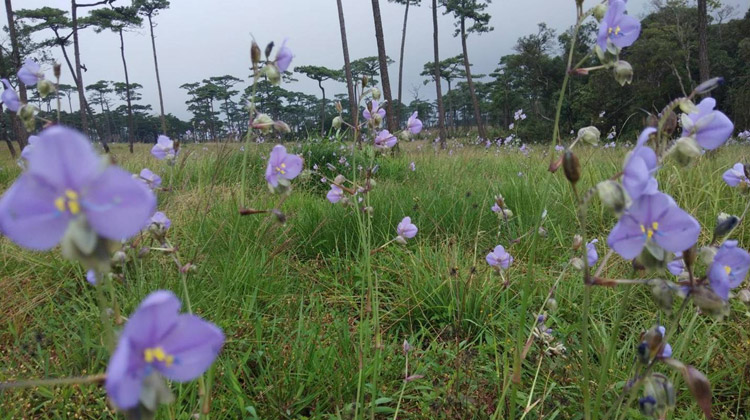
723 163 748 187
20 135 40 160
623 128 659 200
409 161 416 171
151 135 176 160
363 100 386 122
396 216 418 243
374 130 397 150
667 252 685 276
105 290 224 409
275 39 293 73
326 184 344 203
139 168 162 190
555 145 565 152
0 126 156 250
607 192 700 260
2 79 21 112
708 240 750 300
597 0 641 51
587 239 599 267
682 98 734 150
656 326 672 358
486 244 513 269
86 269 97 285
491 203 502 213
407 112 423 134
264 144 303 187
17 59 44 86
149 211 171 230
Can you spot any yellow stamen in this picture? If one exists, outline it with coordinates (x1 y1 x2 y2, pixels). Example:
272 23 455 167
281 163 286 168
54 197 66 212
143 346 174 367
724 265 732 275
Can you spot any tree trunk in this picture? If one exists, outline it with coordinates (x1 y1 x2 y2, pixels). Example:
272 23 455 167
118 30 136 152
71 0 88 135
336 0 359 144
370 0 396 133
1 104 17 158
4 0 28 150
318 80 326 136
460 17 486 140
697 0 710 84
148 14 167 134
447 80 454 130
397 0 410 125
431 0 447 148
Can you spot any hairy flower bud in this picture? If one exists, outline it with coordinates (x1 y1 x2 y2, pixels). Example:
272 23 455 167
264 41 274 59
572 234 583 251
673 137 702 165
252 113 274 133
251 41 262 66
563 151 581 184
18 104 38 132
335 101 343 113
333 174 346 185
593 4 608 21
648 279 675 313
371 87 381 101
613 60 634 86
693 77 724 95
692 286 730 319
570 257 584 271
273 120 291 133
678 99 698 114
714 213 739 239
546 297 558 312
577 126 600 145
332 116 343 130
53 63 61 79
597 180 629 215
264 63 281 85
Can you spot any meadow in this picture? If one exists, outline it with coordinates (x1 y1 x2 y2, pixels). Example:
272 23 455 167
2 138 749 419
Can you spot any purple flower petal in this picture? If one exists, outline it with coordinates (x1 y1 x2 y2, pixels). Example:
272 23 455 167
157 314 225 382
122 291 182 348
84 167 157 241
105 339 144 409
17 58 42 86
26 126 101 191
1 79 21 112
723 163 746 187
275 39 293 73
0 173 70 250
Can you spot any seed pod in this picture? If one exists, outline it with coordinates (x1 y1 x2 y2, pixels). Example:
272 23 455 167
53 63 62 79
563 151 580 184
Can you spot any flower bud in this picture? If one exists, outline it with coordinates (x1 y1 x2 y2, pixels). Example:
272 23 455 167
264 41 274 59
692 286 730 319
332 116 343 130
546 297 558 312
693 77 724 95
698 246 717 266
593 4 608 21
398 130 410 143
572 234 583 251
538 226 547 237
334 174 346 185
714 213 739 239
501 208 513 218
252 113 274 133
251 41 262 66
673 136 702 165
395 235 407 245
648 279 675 313
678 99 698 114
273 120 291 133
597 180 629 215
613 60 634 86
264 63 281 85
577 126 600 146
18 104 38 132
362 75 369 88
53 63 61 79
335 101 343 113
570 257 584 270
111 250 127 266
371 87 381 101
563 150 580 184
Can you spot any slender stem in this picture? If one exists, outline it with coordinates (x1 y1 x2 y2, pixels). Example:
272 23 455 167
0 373 106 390
94 273 115 352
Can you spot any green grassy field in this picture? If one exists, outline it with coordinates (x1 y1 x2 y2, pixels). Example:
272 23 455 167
1 139 749 419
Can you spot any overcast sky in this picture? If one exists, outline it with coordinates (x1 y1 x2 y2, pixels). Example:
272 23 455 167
4 0 749 121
